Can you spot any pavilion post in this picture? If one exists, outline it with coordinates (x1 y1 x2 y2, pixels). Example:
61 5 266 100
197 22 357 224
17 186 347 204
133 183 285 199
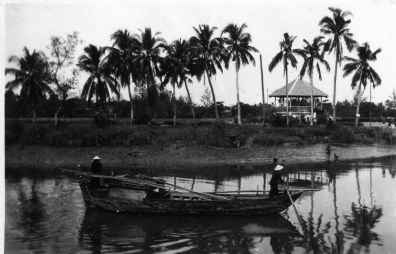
321 97 323 110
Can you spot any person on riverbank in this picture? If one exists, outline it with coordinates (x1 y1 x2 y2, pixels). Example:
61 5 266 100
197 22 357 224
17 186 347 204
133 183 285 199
269 160 284 198
326 144 331 161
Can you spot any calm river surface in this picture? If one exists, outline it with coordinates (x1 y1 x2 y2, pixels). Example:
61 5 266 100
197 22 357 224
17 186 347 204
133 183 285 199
5 155 396 253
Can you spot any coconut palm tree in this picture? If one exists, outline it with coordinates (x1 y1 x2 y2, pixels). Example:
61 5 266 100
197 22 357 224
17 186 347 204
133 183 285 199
5 47 53 126
108 29 140 124
160 39 197 126
268 33 299 126
320 7 357 123
222 23 258 125
295 36 330 125
134 27 167 120
343 43 381 127
189 24 225 120
78 44 120 113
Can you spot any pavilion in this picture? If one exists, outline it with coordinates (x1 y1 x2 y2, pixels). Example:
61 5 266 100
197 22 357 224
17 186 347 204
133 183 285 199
269 78 328 115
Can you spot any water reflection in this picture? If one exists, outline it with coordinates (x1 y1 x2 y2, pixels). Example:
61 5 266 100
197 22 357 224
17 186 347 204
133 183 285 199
78 209 299 253
5 155 396 254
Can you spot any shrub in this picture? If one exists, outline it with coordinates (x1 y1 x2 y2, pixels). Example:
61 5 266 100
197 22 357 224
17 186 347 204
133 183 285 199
253 133 286 145
331 126 356 143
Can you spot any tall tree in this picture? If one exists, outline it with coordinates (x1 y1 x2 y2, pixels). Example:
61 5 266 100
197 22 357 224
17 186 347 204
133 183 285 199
295 36 330 126
160 39 197 126
268 33 299 126
134 27 167 120
190 24 225 120
5 47 53 126
48 31 81 128
78 44 120 114
108 29 141 124
222 23 258 125
320 7 357 123
343 43 381 126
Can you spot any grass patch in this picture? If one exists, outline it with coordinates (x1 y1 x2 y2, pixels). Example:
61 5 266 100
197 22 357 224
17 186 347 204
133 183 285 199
5 120 389 148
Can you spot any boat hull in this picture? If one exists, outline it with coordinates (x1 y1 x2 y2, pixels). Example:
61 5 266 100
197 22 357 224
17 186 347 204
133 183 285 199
80 178 303 216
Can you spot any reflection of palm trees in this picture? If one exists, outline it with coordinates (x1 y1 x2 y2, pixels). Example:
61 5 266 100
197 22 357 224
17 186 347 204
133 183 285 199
344 204 383 252
344 166 383 253
328 162 345 254
15 177 47 251
295 192 332 253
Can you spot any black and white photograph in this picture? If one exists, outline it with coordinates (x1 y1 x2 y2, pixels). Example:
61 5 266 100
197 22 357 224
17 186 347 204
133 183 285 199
3 0 396 253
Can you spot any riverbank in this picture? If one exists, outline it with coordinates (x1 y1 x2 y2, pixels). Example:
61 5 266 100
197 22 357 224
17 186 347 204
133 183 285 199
6 143 396 171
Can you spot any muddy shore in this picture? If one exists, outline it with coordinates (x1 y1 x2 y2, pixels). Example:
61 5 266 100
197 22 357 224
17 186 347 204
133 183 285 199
5 143 396 171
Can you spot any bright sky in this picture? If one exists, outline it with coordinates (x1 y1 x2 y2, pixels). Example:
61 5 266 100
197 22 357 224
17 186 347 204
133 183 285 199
3 0 396 105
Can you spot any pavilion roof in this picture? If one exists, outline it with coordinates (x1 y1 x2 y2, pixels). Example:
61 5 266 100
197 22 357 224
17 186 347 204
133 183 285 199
269 78 328 98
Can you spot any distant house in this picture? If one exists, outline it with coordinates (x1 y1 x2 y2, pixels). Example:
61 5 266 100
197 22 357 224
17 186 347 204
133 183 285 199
269 78 328 116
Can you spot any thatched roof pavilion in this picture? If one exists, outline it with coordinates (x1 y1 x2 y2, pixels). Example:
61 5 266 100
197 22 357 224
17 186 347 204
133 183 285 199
269 78 328 114
269 78 328 98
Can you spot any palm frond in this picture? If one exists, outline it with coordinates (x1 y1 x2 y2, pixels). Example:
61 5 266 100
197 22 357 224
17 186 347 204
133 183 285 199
268 51 283 72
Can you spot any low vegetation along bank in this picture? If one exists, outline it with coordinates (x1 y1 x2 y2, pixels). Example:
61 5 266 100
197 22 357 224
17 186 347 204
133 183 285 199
5 120 396 170
5 120 395 148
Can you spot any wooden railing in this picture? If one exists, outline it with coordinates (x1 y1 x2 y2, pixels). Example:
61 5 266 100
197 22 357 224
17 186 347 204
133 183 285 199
275 106 312 113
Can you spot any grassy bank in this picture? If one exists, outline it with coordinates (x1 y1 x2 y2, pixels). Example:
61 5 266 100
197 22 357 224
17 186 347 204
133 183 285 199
5 120 394 148
6 144 396 171
5 120 396 170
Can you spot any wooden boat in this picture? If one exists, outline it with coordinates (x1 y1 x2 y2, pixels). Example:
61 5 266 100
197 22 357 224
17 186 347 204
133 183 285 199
79 173 303 216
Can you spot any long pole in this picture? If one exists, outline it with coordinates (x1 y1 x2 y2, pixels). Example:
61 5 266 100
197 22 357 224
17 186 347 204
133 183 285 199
260 54 266 126
137 173 230 201
283 182 304 228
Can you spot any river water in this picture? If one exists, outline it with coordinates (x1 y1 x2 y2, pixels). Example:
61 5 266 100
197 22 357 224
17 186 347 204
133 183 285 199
5 155 396 253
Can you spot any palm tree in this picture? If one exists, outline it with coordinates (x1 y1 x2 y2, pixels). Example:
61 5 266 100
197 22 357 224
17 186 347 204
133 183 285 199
343 43 381 127
222 23 258 125
320 7 357 123
190 24 225 120
108 29 140 124
295 36 330 126
268 33 299 126
78 44 120 113
5 47 53 126
134 27 167 120
161 39 197 126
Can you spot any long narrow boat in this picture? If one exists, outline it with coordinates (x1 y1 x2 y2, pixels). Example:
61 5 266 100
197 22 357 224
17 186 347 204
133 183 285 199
79 174 303 216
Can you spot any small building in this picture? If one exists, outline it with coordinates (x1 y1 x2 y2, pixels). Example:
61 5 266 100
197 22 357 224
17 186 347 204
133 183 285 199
269 78 328 115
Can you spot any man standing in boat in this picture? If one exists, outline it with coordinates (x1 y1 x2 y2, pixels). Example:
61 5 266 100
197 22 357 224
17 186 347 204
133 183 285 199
91 156 103 174
91 156 103 187
269 159 284 197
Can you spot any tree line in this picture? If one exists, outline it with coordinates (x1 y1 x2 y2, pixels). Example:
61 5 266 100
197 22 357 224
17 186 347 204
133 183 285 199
5 7 385 128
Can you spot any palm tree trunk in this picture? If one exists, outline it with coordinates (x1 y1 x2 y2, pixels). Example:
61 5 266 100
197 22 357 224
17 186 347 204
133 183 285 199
369 81 372 128
310 74 314 126
260 54 265 126
235 62 242 125
333 56 338 123
206 70 219 120
173 83 176 127
355 81 362 127
285 67 289 126
184 80 197 126
128 76 134 125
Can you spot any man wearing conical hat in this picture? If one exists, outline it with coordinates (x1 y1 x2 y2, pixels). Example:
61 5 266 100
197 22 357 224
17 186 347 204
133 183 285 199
90 156 103 187
269 158 284 198
91 156 102 174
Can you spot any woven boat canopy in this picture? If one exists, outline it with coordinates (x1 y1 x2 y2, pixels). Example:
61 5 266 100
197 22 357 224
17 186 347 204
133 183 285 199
269 78 328 98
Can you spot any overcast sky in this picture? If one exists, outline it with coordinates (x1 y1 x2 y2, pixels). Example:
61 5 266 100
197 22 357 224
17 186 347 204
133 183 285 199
4 0 396 106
